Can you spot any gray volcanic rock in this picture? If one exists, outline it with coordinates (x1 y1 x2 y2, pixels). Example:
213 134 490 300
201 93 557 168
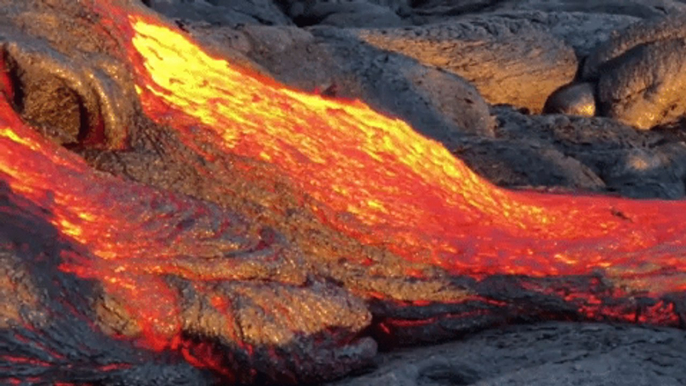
488 0 686 19
280 0 409 27
280 0 413 18
602 142 686 198
583 13 686 79
407 0 682 24
329 323 686 386
596 39 686 130
408 0 498 19
493 106 686 198
351 17 577 113
311 4 407 28
583 13 686 129
145 0 292 25
456 11 640 59
452 137 606 191
310 27 495 140
492 106 661 152
184 23 496 142
544 82 596 117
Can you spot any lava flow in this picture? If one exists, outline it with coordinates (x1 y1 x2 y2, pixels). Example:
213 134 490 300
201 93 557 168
1 1 686 385
118 9 686 284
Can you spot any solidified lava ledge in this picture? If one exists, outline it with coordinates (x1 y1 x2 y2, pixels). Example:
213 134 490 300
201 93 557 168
1 1 686 385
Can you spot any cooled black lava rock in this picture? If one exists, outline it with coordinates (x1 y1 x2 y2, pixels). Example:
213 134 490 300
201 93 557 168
493 106 686 198
329 322 686 386
544 82 597 117
349 16 578 113
583 13 686 129
145 0 293 26
489 0 686 19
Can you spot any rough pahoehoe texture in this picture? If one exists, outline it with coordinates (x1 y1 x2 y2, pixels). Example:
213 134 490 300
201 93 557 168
459 11 640 58
146 0 293 25
597 38 686 129
329 323 686 386
490 0 686 19
581 14 686 129
493 106 686 198
583 13 686 79
453 136 607 191
352 17 578 113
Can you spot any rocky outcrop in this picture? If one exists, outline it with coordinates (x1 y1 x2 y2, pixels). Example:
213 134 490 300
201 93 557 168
453 136 607 191
352 18 578 113
454 11 640 58
330 322 686 386
493 106 686 198
581 14 686 129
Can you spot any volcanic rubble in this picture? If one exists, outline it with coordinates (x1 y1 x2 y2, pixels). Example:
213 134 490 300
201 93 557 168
2 0 686 385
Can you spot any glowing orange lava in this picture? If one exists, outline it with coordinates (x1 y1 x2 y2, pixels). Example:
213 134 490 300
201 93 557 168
0 95 289 350
111 10 686 290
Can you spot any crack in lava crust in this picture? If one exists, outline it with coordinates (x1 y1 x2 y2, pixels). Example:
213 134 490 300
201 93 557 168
1 1 686 384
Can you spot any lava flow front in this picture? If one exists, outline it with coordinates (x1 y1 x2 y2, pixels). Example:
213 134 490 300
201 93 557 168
0 1 685 385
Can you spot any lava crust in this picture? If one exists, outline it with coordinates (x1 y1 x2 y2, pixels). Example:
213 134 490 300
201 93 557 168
1 1 686 385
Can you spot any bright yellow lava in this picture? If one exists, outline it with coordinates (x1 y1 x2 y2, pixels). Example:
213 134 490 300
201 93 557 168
128 17 553 235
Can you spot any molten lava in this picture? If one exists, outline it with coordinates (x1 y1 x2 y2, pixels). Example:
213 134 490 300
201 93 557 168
1 1 686 384
121 11 686 285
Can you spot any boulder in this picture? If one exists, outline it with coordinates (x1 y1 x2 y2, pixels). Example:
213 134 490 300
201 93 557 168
351 17 577 113
544 82 596 117
583 14 686 129
494 106 686 198
452 137 606 191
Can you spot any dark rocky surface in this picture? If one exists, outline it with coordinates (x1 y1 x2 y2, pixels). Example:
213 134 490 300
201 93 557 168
3 0 686 385
582 13 686 129
544 82 596 117
490 106 686 198
350 17 578 113
409 0 686 19
330 323 686 386
146 0 293 25
487 0 686 19
452 136 607 192
282 0 409 27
